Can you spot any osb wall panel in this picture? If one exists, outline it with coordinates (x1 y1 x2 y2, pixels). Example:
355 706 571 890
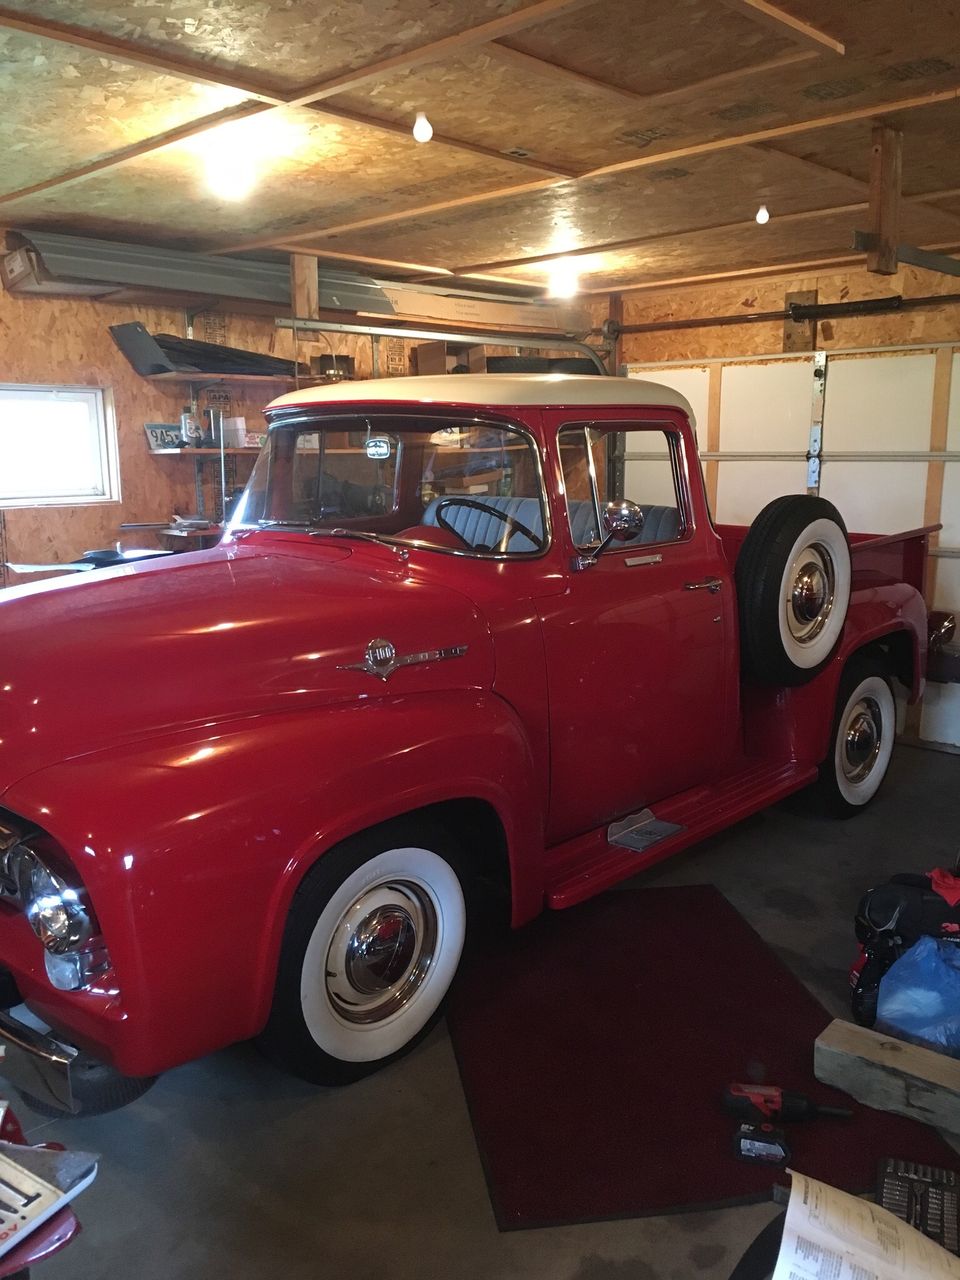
0 288 415 585
0 30 244 195
0 0 529 91
615 263 960 365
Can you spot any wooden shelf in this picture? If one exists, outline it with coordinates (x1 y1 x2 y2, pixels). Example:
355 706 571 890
145 372 297 385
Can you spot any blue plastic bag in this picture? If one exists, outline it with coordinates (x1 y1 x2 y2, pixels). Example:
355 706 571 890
875 935 960 1057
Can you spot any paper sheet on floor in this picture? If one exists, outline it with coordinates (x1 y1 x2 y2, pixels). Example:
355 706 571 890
772 1169 960 1280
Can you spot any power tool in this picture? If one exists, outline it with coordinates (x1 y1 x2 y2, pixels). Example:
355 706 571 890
724 1083 853 1124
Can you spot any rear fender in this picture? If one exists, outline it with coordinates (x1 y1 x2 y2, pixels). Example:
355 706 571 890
4 691 542 1074
741 585 925 767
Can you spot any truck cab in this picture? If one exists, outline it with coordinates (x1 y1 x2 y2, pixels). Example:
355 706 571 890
0 374 935 1112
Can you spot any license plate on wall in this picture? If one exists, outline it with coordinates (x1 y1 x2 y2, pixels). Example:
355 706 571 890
143 423 182 450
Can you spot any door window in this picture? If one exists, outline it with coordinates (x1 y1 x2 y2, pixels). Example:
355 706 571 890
559 425 686 549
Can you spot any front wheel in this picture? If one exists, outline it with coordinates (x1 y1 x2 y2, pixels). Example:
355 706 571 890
815 656 896 817
258 822 468 1086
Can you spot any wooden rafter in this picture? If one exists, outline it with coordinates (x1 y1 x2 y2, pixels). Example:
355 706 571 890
0 5 285 102
0 100 270 206
272 244 456 275
578 237 960 295
218 83 960 254
485 42 818 106
747 142 960 231
283 0 596 107
867 124 903 274
715 0 845 55
307 103 581 178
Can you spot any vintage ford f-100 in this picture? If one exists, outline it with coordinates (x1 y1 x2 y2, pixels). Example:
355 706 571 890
0 374 939 1112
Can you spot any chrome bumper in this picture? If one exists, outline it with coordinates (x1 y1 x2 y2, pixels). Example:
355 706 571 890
0 1008 78 1113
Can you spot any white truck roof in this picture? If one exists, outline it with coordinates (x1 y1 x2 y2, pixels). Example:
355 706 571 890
268 373 695 423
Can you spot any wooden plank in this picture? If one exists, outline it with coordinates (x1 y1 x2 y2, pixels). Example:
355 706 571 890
0 100 270 206
274 244 454 276
285 0 596 106
783 288 817 352
608 292 624 374
306 103 581 178
922 347 955 604
290 254 319 321
486 41 817 107
0 5 286 102
868 125 903 275
715 0 845 55
706 364 722 513
815 1018 960 1134
218 84 960 255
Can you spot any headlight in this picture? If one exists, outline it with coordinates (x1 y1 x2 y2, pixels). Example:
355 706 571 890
0 841 94 954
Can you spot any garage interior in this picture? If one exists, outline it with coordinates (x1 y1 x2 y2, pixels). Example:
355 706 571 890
2 1 960 1277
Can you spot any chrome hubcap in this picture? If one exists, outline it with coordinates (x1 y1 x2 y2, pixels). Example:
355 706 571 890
326 880 437 1025
787 544 836 643
842 698 882 783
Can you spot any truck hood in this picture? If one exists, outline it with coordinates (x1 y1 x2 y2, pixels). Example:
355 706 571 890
0 541 492 795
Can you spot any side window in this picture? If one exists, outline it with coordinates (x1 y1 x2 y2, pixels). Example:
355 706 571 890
559 424 685 549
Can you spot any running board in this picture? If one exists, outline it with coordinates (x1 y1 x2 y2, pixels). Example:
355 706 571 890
546 760 817 910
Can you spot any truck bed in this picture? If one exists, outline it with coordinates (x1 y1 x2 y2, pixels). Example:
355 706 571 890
716 522 939 597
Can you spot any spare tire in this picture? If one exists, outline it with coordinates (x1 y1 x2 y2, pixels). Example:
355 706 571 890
736 494 851 686
548 357 604 374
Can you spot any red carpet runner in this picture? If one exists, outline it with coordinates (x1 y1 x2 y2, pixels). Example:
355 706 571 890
447 884 958 1230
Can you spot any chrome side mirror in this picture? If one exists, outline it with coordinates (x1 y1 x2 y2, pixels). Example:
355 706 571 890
601 500 645 543
572 500 646 571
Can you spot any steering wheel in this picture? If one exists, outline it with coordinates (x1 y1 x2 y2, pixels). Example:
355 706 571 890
434 497 545 553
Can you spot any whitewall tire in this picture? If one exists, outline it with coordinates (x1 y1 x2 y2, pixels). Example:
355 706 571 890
817 656 896 816
736 495 852 686
259 822 469 1085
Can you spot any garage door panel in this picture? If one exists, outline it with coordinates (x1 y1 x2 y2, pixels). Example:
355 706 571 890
819 462 927 535
949 354 960 452
940 462 960 547
920 682 960 749
715 461 807 526
934 557 960 614
719 361 814 452
823 354 935 453
628 367 710 448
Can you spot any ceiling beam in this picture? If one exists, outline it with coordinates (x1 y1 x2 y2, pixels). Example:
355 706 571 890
307 103 581 178
273 244 456 276
485 42 818 106
579 238 960 294
283 0 596 107
867 124 903 274
747 142 960 231
0 6 285 102
217 82 960 254
0 101 270 206
714 0 845 55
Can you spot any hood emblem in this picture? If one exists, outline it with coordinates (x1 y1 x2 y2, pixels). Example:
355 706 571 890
340 638 468 682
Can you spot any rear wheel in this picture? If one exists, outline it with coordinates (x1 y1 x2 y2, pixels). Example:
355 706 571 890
815 655 896 817
258 821 469 1085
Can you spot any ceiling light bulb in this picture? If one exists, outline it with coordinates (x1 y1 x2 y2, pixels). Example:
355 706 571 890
413 112 434 143
756 203 770 225
547 259 580 299
204 152 258 201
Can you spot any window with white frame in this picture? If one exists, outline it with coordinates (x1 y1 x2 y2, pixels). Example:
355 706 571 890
0 384 120 507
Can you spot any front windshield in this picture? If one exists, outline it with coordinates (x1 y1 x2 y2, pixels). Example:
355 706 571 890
229 412 547 557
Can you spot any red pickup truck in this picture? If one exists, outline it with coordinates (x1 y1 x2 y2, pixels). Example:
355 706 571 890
0 374 938 1114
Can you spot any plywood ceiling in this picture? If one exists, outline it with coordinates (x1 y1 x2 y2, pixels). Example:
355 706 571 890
0 0 958 294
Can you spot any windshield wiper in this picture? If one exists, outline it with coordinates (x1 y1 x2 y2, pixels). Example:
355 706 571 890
307 527 387 545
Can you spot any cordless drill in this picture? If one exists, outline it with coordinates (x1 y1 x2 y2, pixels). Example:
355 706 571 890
725 1083 852 1165
724 1083 853 1124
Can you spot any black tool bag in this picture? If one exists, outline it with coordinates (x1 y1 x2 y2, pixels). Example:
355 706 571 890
852 872 960 1026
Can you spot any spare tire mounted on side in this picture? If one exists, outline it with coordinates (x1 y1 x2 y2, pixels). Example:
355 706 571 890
736 495 852 686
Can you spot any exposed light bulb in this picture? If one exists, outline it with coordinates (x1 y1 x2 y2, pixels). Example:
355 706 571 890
756 203 771 225
547 258 580 299
204 152 258 201
412 111 434 143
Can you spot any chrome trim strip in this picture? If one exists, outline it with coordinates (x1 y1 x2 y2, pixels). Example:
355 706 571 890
625 554 663 567
339 641 469 682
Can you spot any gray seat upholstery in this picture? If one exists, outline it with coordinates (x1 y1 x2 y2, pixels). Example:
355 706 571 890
421 495 544 552
421 494 680 552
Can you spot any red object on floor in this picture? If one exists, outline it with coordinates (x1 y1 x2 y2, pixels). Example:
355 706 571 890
446 884 959 1230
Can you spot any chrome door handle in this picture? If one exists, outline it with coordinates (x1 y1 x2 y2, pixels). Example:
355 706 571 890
684 577 723 593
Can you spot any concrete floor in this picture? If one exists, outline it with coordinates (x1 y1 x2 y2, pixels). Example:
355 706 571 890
19 744 959 1280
